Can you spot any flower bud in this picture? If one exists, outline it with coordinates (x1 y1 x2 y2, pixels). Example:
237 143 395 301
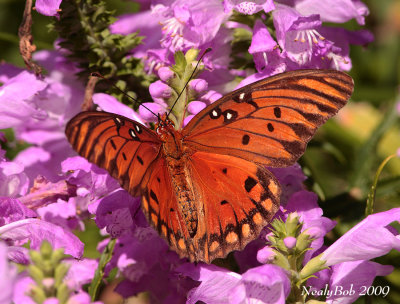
54 264 70 287
201 90 222 103
296 231 314 252
158 67 175 82
139 102 166 122
299 255 327 283
149 80 172 99
44 298 59 304
189 79 208 93
283 236 297 250
28 264 45 283
56 282 71 304
285 212 300 236
187 101 206 115
256 246 276 264
30 285 47 303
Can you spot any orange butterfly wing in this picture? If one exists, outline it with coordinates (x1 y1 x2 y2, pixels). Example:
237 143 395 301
65 111 162 196
140 151 280 263
188 151 280 262
183 69 354 167
141 157 192 258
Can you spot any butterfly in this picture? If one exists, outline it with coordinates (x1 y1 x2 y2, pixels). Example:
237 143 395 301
65 69 353 263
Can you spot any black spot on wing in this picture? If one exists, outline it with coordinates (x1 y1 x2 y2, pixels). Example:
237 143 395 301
244 176 257 193
129 129 140 141
209 107 222 119
110 139 117 150
242 134 250 145
274 107 281 118
223 109 238 123
267 123 274 132
150 190 159 205
220 200 228 206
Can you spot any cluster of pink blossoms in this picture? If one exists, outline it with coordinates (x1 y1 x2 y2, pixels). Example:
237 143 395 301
1 1 400 304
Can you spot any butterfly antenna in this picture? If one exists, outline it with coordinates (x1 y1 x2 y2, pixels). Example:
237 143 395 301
91 72 158 117
167 48 212 118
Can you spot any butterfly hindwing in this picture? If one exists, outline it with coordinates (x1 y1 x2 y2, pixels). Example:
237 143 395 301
183 69 354 167
186 151 280 262
141 157 194 259
65 111 162 196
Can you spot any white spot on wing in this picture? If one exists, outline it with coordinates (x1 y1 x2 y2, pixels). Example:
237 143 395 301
129 129 136 138
135 125 140 132
212 110 218 117
226 112 232 120
115 117 121 124
239 93 245 100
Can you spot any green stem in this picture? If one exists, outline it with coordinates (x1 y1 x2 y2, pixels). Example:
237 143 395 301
365 153 398 216
89 238 116 301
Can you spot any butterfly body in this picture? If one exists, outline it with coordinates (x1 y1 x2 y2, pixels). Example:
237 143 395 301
65 70 354 263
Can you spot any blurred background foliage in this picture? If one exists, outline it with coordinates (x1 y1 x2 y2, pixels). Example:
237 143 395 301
0 0 400 303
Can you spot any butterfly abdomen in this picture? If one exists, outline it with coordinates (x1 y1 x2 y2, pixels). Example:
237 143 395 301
165 156 198 238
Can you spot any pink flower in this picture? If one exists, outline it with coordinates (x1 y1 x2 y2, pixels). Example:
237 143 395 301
321 208 400 266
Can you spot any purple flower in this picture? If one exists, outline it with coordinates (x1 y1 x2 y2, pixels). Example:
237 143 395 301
180 263 290 304
110 10 163 59
154 0 229 52
0 70 47 129
326 260 393 304
12 274 35 304
61 156 120 205
224 0 275 15
273 4 324 66
110 230 193 303
0 242 17 304
321 208 400 266
92 93 145 124
0 197 37 226
0 213 83 264
316 27 374 70
64 258 98 292
285 191 336 262
0 51 84 182
18 175 76 209
293 0 370 25
95 190 144 238
248 19 286 76
35 0 62 16
0 149 29 197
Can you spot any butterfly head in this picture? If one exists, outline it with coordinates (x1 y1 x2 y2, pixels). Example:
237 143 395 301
155 113 176 139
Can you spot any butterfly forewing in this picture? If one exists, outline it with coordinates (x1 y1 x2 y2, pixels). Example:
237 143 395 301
65 112 162 196
183 70 354 167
